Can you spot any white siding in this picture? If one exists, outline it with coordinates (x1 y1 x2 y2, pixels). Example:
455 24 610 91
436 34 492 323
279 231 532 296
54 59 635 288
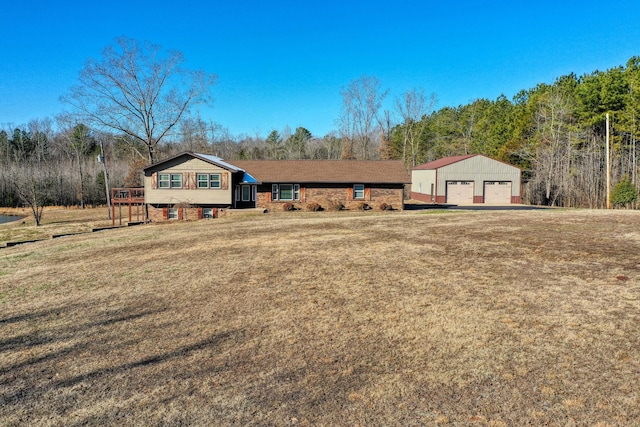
144 157 233 205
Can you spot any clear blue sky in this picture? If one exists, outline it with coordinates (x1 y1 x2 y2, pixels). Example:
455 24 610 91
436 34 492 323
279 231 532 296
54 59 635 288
2 1 640 138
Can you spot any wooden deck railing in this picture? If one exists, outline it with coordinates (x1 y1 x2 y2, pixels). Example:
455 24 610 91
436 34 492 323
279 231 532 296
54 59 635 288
111 188 145 203
111 188 145 225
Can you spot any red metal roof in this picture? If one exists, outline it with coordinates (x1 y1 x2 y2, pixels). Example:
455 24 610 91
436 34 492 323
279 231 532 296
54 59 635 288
412 154 478 170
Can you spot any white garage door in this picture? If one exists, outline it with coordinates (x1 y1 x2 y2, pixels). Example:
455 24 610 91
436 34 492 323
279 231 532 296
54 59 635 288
446 181 474 204
484 181 512 204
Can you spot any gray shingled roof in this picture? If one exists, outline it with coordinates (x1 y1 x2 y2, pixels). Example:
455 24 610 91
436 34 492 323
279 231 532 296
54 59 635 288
232 160 410 184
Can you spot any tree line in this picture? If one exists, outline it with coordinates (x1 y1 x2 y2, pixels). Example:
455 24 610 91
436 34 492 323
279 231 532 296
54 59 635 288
383 59 640 208
1 36 639 218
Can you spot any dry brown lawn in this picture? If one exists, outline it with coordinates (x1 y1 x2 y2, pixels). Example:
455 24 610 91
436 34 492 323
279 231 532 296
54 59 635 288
1 208 639 426
0 207 114 245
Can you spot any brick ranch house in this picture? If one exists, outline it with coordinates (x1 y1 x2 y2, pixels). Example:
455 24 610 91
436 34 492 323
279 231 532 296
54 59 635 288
143 152 410 220
232 159 409 212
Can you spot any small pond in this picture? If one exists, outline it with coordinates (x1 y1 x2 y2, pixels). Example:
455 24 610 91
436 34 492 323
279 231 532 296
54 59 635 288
0 215 22 225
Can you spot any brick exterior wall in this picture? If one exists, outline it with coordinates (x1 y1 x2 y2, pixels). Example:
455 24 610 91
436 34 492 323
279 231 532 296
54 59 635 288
147 205 165 222
146 205 226 222
145 184 406 220
258 185 405 212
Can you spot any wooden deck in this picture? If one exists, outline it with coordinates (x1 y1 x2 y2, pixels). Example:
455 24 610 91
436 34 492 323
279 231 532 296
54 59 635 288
111 188 145 225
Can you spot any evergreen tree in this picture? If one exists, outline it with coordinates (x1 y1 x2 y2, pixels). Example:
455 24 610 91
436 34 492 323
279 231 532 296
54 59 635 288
611 176 638 208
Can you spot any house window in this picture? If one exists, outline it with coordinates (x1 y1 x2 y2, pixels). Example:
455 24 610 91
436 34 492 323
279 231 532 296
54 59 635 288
197 173 221 189
167 208 179 220
202 208 214 218
209 174 221 188
170 174 182 188
242 185 251 201
280 184 294 200
272 184 300 201
159 174 170 188
353 184 365 199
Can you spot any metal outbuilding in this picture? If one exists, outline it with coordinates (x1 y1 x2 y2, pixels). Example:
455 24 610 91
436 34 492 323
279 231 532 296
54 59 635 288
411 154 522 204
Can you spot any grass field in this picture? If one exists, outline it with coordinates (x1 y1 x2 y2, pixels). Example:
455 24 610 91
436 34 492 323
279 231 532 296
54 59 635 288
1 208 639 426
0 207 114 245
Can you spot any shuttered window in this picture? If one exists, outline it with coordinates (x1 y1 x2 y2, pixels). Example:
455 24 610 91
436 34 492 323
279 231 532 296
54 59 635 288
170 174 182 188
197 173 221 189
353 184 365 199
280 184 293 200
209 174 221 188
159 174 170 188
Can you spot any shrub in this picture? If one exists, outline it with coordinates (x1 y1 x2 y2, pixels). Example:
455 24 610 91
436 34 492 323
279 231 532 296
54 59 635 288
359 202 371 211
379 203 393 211
282 202 296 211
328 201 345 211
307 202 323 212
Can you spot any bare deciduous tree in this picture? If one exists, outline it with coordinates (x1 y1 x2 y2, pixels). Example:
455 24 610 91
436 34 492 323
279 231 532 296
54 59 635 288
339 75 388 159
62 37 217 163
395 88 437 167
532 89 575 206
8 163 53 226
57 117 97 208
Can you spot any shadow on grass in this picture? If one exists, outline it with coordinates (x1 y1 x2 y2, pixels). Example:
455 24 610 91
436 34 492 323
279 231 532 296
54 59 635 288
55 330 239 389
0 308 168 354
0 304 76 325
1 298 241 410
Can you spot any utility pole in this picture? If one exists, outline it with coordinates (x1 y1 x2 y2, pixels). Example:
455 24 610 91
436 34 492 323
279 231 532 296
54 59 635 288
606 113 611 209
